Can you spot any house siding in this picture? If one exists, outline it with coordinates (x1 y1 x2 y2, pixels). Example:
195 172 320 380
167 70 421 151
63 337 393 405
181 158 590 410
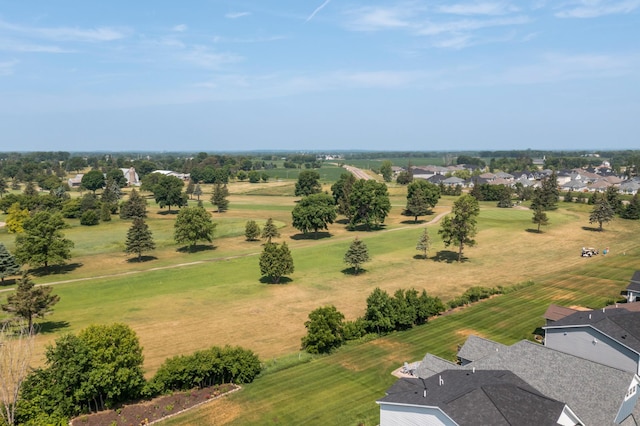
379 404 457 426
546 327 639 374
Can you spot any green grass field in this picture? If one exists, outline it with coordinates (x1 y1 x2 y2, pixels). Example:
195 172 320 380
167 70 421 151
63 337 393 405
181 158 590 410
0 180 638 425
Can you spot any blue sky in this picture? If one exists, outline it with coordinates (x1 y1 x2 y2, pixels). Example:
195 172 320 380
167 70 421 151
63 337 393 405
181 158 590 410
0 1 638 152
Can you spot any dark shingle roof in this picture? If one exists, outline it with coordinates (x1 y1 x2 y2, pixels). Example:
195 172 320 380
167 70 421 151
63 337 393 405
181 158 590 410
545 308 640 354
627 271 640 292
379 370 566 426
456 335 507 363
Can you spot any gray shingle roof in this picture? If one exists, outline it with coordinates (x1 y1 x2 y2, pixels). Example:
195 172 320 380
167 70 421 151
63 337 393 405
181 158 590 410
379 370 567 426
627 271 640 293
456 335 507 363
461 340 635 425
415 353 460 378
545 308 640 354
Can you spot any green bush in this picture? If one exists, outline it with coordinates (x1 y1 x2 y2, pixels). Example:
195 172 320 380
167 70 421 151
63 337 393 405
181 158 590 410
80 210 99 226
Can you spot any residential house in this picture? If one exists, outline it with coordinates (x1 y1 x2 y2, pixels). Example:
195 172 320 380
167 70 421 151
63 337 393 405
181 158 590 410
380 336 640 424
626 271 640 303
377 370 582 426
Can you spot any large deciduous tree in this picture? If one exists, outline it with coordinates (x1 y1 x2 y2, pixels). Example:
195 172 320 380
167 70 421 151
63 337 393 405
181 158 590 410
405 180 440 223
174 206 216 251
301 305 345 354
344 237 370 275
589 194 615 231
294 170 321 197
14 211 74 270
291 193 337 238
211 183 230 213
259 242 294 284
380 160 393 182
81 170 105 194
1 273 60 333
438 194 480 262
150 174 187 212
125 217 155 261
0 243 21 284
6 203 29 234
348 179 391 229
331 172 356 221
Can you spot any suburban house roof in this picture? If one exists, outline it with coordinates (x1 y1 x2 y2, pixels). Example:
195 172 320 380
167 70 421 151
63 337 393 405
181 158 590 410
627 271 640 293
454 339 638 425
378 370 572 426
543 304 579 322
415 353 460 378
456 335 507 363
544 308 640 355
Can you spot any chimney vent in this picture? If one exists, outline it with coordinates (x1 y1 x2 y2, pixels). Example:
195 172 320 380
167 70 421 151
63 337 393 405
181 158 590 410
472 367 475 373
439 375 444 386
423 389 427 398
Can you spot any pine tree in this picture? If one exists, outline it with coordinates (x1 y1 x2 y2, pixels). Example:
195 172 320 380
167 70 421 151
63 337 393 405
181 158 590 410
622 194 640 220
261 218 280 243
186 180 195 199
119 188 147 219
245 220 261 241
0 243 21 284
1 272 60 333
0 178 7 198
344 237 370 275
125 217 156 261
211 183 230 213
193 184 203 201
416 228 431 260
532 205 549 233
589 195 615 231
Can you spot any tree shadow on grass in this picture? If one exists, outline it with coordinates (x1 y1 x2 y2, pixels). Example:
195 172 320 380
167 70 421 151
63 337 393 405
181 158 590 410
290 232 332 240
346 224 386 232
525 228 544 234
36 320 71 334
0 278 18 287
126 255 158 263
30 262 83 277
259 276 293 285
413 254 428 260
581 226 602 232
400 219 427 225
157 210 180 216
341 267 367 276
336 218 350 225
177 244 216 253
432 250 464 264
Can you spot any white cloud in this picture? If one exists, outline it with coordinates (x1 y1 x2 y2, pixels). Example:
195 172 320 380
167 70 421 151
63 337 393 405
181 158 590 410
225 12 251 19
416 16 530 36
0 19 127 42
438 2 519 16
555 0 640 18
172 24 188 32
0 39 71 53
306 0 331 22
344 6 416 31
181 46 243 69
0 59 18 76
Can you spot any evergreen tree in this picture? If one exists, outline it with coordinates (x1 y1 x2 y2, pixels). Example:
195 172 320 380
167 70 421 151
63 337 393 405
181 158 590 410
589 194 615 231
119 189 147 219
0 243 21 284
532 205 549 233
0 178 7 198
185 180 195 199
125 217 156 261
211 183 230 213
261 217 280 243
259 242 294 284
193 184 203 201
416 228 431 260
344 237 370 275
1 272 59 333
622 194 640 220
245 220 261 241
23 182 38 198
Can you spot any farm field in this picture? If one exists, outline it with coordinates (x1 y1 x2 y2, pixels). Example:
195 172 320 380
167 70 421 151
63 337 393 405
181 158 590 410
0 178 638 425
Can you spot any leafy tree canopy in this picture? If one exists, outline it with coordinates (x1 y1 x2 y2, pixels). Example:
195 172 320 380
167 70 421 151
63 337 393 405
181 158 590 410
174 206 216 251
291 193 337 238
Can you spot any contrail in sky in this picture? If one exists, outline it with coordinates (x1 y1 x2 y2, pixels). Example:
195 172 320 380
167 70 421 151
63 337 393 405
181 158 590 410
306 0 331 22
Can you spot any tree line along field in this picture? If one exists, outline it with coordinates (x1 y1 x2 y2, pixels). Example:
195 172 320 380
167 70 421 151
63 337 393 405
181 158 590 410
0 170 638 424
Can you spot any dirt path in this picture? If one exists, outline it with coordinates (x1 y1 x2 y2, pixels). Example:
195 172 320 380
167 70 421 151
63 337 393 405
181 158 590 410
0 210 450 293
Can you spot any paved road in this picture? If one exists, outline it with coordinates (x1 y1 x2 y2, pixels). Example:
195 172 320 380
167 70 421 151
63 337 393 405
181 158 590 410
343 165 372 180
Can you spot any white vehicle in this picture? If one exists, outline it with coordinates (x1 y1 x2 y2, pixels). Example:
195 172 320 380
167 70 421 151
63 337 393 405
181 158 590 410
581 247 598 257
